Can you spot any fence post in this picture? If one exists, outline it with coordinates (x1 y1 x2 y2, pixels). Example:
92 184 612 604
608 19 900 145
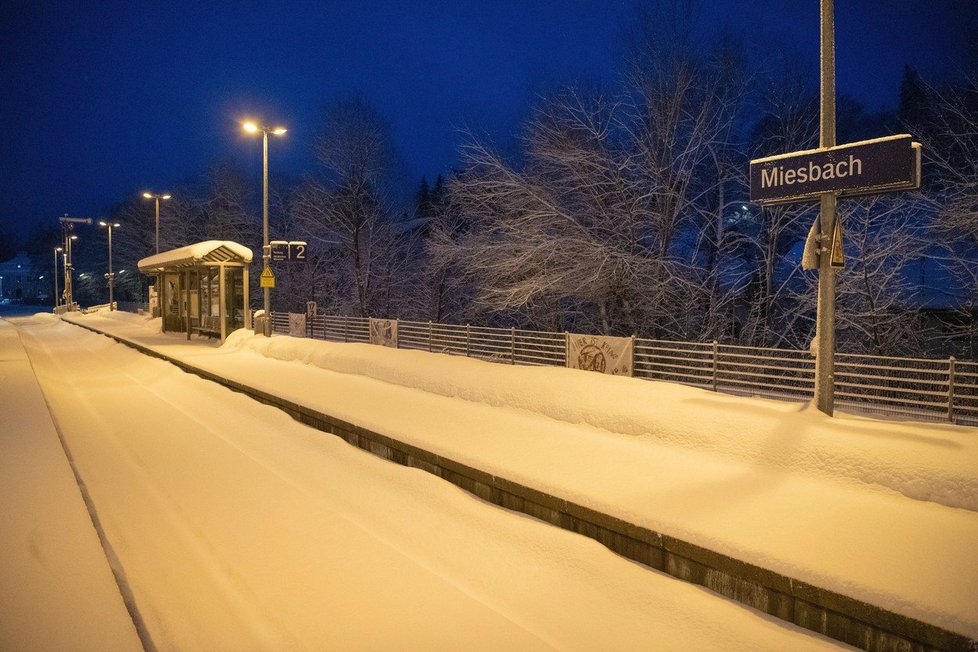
344 319 349 343
565 332 570 367
712 340 719 392
511 327 516 364
948 356 956 423
630 334 636 377
428 320 433 352
466 324 471 357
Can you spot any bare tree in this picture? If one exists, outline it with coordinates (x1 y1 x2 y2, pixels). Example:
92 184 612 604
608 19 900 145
735 63 821 347
918 76 978 355
833 195 930 355
444 25 749 339
291 98 406 317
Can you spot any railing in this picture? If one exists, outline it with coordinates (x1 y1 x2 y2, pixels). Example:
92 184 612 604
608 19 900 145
261 311 978 426
116 301 149 314
398 320 566 366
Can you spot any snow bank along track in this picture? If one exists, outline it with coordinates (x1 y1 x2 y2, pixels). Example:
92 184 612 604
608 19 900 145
65 318 978 652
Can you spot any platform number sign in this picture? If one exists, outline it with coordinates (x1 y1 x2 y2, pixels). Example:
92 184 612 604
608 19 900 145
269 240 307 263
288 241 307 262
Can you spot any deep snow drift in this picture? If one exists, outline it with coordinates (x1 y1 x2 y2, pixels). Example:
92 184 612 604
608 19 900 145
63 310 978 639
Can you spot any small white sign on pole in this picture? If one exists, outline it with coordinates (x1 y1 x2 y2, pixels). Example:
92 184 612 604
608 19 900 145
288 313 306 337
369 318 398 348
566 334 633 376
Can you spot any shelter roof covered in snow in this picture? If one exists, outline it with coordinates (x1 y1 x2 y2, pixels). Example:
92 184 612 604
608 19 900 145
138 241 253 272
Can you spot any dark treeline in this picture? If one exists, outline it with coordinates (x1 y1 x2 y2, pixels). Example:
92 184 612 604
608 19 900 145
12 14 978 358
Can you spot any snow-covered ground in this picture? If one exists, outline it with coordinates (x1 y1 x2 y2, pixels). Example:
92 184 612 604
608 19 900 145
0 318 142 652
2 313 851 651
61 309 978 641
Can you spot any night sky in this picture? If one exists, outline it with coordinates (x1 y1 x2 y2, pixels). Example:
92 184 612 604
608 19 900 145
1 0 974 241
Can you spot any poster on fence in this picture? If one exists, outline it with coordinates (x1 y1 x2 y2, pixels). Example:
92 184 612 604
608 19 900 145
369 318 398 348
288 313 307 337
566 334 633 376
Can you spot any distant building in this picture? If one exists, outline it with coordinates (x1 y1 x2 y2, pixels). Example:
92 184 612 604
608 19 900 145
0 252 46 301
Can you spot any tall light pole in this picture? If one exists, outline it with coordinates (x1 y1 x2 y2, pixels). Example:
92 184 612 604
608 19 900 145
243 120 287 336
99 221 121 310
142 192 171 255
53 247 63 309
63 234 78 308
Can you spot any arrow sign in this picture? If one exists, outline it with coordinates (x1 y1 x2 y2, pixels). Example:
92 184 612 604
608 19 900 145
750 134 921 205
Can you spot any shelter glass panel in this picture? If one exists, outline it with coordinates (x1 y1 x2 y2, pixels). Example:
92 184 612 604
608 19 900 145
225 268 245 331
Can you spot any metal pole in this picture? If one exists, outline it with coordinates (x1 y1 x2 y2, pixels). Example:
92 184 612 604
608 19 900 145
65 233 73 308
62 248 68 306
262 129 271 336
712 340 719 392
53 250 59 309
155 197 160 255
511 327 516 364
108 225 114 310
948 356 957 423
814 0 837 416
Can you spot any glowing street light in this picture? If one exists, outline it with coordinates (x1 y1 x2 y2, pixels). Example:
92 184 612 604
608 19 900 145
142 191 171 254
242 119 287 336
99 221 121 310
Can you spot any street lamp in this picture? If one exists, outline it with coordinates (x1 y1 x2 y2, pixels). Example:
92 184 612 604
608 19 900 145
53 247 63 309
99 221 121 310
142 191 171 254
242 120 287 336
63 234 78 309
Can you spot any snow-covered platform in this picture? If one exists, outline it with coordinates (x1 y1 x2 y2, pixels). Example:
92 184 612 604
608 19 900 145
0 318 142 651
62 311 978 651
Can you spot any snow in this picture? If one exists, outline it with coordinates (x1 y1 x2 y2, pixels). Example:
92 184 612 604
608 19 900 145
136 240 252 271
0 320 142 651
750 133 914 164
52 310 978 641
220 328 978 513
2 313 850 651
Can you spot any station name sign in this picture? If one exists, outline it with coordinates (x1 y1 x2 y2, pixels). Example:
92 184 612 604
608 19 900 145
750 134 921 205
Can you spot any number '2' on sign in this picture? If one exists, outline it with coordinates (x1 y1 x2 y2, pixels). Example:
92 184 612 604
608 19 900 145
288 241 306 262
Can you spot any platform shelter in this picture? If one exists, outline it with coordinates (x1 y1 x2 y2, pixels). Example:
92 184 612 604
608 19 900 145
138 240 252 342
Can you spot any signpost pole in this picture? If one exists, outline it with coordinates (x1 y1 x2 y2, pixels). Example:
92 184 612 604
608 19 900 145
814 0 837 415
262 130 271 337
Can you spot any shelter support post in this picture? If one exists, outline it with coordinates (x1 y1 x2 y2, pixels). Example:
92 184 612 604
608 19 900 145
243 267 251 330
185 271 191 341
219 265 227 341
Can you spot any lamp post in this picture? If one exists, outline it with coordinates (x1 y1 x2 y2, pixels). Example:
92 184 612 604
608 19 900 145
142 192 171 254
99 221 121 310
242 120 287 336
63 234 78 308
53 247 63 309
